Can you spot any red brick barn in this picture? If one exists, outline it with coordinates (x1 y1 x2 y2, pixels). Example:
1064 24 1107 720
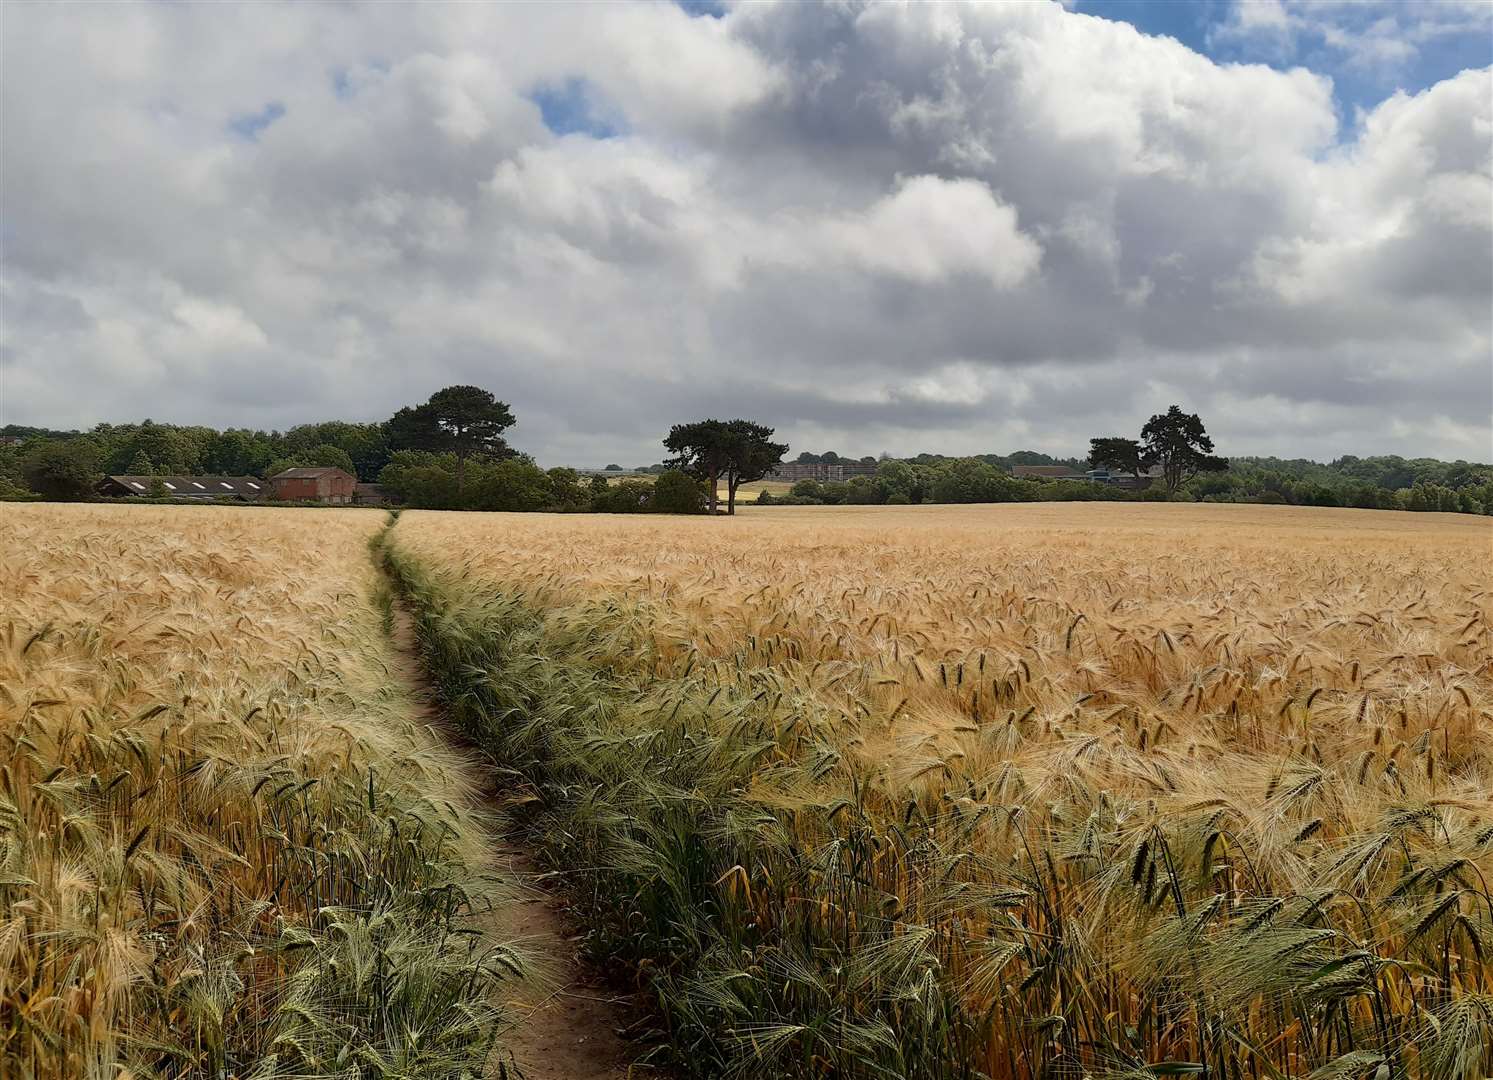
269 467 358 504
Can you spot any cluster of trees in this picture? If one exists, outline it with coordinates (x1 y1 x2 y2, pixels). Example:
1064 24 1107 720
761 408 1492 516
761 455 1493 515
1089 404 1228 493
1188 457 1493 513
378 405 788 515
376 453 710 514
1 418 395 500
664 418 788 514
758 454 1493 516
791 450 881 466
0 386 519 503
761 459 1173 507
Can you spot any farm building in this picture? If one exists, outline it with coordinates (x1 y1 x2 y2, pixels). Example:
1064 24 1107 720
99 475 268 499
269 467 358 504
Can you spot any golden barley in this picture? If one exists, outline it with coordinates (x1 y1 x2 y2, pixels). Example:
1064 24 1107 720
388 501 1493 1080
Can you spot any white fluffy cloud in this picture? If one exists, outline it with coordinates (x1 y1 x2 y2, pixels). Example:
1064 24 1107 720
1 1 1488 463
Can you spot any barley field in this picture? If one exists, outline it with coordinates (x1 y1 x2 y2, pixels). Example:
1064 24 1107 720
386 502 1493 1080
0 504 516 1080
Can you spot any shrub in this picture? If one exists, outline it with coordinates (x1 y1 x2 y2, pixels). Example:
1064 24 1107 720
546 467 591 510
928 459 1029 503
591 479 655 513
20 439 100 500
651 469 708 514
790 479 825 500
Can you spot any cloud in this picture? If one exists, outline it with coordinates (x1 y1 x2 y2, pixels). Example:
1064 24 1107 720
813 176 1041 288
1211 0 1493 81
1 0 1488 465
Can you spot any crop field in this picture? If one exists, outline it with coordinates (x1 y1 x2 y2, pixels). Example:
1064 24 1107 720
385 502 1493 1080
4 501 1489 1080
0 505 516 1080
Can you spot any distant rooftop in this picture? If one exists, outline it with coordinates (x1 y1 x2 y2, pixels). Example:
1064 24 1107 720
104 474 265 496
270 467 354 480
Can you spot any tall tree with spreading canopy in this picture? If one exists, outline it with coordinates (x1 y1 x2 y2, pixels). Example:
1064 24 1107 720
663 419 731 513
1140 405 1228 492
721 419 789 515
1087 437 1151 479
664 418 788 514
387 385 515 492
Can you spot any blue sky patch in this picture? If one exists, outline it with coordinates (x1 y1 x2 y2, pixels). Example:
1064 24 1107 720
529 78 622 139
228 101 285 140
1077 0 1492 119
1076 0 1223 57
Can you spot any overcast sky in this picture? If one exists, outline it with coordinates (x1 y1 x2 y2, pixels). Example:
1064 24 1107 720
2 1 1490 466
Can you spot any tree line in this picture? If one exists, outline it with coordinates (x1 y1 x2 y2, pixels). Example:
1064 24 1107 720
3 393 1489 515
0 386 784 516
763 456 1493 514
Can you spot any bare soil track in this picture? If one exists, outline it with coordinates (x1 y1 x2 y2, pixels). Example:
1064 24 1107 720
387 604 645 1080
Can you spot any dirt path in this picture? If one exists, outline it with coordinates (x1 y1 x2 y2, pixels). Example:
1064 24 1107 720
386 603 644 1080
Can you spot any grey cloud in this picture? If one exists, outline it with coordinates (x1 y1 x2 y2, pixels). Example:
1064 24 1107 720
0 0 1488 467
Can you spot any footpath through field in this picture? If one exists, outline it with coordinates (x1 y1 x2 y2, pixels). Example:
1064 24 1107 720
383 588 644 1079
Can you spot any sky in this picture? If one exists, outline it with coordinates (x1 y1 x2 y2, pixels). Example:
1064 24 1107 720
1 0 1490 466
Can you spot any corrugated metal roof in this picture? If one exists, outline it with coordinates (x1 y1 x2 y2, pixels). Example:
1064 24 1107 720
103 475 267 496
270 467 355 480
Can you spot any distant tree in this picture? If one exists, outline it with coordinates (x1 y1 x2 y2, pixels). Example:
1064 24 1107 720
148 477 168 498
469 457 552 512
875 459 926 504
1140 406 1228 493
22 440 100 500
546 468 590 511
378 450 460 509
591 479 655 513
127 451 155 476
265 444 356 480
204 429 273 475
820 450 841 464
721 420 788 515
795 451 820 464
664 418 787 515
791 479 825 500
114 420 196 475
842 475 883 504
664 419 731 513
928 459 1029 504
603 463 623 472
1087 437 1150 478
285 421 390 480
0 474 32 500
378 449 549 511
388 386 515 492
651 469 708 514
